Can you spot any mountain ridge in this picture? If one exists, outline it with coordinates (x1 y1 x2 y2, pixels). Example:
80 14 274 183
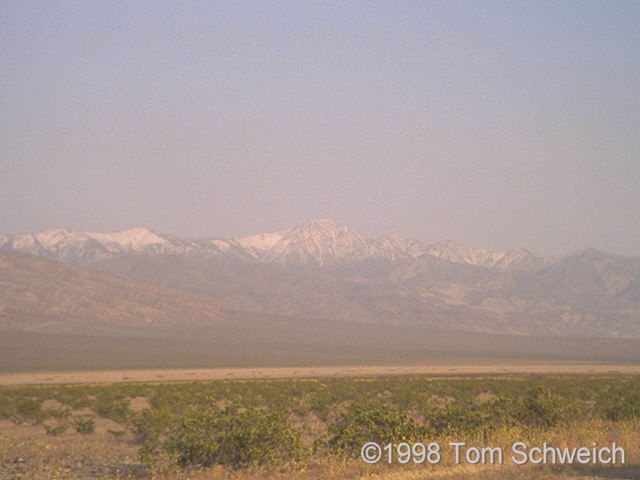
0 219 562 270
4 219 640 338
2 223 640 337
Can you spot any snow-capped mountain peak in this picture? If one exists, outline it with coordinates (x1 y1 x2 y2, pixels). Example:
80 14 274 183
262 219 371 266
88 227 167 249
0 220 552 269
0 227 177 264
231 228 292 255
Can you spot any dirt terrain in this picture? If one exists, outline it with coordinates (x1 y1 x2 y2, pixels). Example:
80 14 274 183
2 363 640 387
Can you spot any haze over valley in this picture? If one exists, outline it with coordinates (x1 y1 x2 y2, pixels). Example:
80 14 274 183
2 2 639 373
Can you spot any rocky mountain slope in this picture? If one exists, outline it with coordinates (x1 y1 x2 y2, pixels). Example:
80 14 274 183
2 220 640 338
0 251 224 334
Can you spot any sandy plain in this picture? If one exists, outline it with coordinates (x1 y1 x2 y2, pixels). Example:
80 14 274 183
2 363 640 386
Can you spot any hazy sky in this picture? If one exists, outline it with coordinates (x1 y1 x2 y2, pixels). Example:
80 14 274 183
2 1 639 256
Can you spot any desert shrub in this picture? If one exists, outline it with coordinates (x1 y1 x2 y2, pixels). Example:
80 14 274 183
143 400 303 470
519 385 581 428
44 405 71 420
45 385 92 410
596 381 640 422
324 404 421 457
44 422 68 436
14 396 44 424
134 404 175 443
73 416 95 434
491 385 581 430
423 402 488 437
0 394 13 420
93 392 132 424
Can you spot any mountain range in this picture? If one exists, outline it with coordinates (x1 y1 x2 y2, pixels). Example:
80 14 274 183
2 219 640 339
1 219 549 269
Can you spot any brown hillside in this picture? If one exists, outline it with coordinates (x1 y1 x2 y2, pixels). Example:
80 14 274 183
0 251 223 332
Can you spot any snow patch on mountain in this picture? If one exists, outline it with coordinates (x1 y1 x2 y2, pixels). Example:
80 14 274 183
0 220 553 269
426 240 507 268
230 228 292 259
425 240 552 270
1 227 203 264
370 235 429 261
88 228 168 249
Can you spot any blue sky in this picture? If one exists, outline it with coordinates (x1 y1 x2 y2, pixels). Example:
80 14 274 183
2 1 639 255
